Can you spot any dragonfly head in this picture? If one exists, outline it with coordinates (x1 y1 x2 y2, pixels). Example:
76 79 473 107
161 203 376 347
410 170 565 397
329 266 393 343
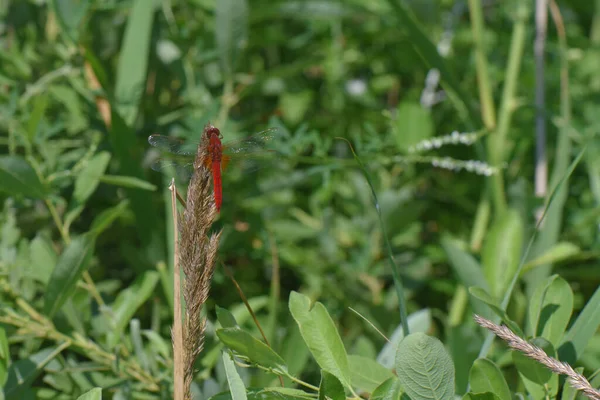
204 123 222 140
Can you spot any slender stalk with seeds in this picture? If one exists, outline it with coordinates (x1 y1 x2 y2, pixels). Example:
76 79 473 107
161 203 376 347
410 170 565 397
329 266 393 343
170 130 221 399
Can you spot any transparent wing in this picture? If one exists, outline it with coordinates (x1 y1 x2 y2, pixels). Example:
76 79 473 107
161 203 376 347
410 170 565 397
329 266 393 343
150 158 194 180
147 134 198 156
221 128 279 158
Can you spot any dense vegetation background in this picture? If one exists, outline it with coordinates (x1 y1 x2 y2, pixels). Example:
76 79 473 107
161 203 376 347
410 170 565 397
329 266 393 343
1 0 599 399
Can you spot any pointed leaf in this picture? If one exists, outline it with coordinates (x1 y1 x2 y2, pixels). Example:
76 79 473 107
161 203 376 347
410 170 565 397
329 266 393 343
216 306 239 328
217 328 287 373
528 275 573 346
482 209 523 299
468 359 510 400
559 285 600 363
348 355 394 393
319 371 345 400
44 234 95 317
369 378 403 400
289 291 351 388
222 352 247 400
0 156 48 198
73 151 111 203
395 333 455 400
76 388 102 400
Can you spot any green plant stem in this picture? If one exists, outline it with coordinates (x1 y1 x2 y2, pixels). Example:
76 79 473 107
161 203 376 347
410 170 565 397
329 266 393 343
488 3 530 215
467 0 496 130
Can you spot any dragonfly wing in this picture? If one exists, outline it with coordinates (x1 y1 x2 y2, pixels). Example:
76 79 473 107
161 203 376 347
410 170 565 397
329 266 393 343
222 127 279 156
148 134 197 155
150 158 194 180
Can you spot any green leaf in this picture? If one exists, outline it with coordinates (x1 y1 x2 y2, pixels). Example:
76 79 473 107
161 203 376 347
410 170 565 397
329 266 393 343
114 0 156 125
289 291 351 388
378 309 432 369
51 0 91 43
469 287 523 337
209 387 315 400
369 378 403 400
513 337 558 398
217 328 287 373
76 388 102 400
44 234 96 317
441 236 491 318
215 0 248 76
73 151 111 203
222 352 247 400
0 327 9 387
29 235 57 284
468 359 511 400
0 156 48 198
482 209 523 298
559 284 600 363
395 332 455 400
393 101 434 152
25 93 48 142
528 275 573 346
107 271 160 348
560 366 583 400
348 355 394 393
4 346 67 399
522 242 580 273
216 306 239 328
99 175 157 191
89 200 129 236
319 371 345 400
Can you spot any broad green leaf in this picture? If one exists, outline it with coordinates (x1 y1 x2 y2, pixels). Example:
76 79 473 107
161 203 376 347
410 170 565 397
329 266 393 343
216 328 287 373
0 327 9 387
559 285 600 363
215 0 248 77
222 352 247 400
44 234 95 317
393 101 434 152
289 291 351 388
522 242 580 273
469 287 523 337
468 359 510 400
99 175 157 191
513 337 558 398
318 371 345 400
528 275 573 346
0 156 48 198
76 388 102 400
4 346 67 399
89 200 129 236
348 355 394 393
369 378 403 400
114 0 156 125
216 306 239 328
107 271 160 348
73 151 111 203
377 309 431 369
482 209 523 298
395 333 455 400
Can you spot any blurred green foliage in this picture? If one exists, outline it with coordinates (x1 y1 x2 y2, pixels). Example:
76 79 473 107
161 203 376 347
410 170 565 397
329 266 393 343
1 0 600 399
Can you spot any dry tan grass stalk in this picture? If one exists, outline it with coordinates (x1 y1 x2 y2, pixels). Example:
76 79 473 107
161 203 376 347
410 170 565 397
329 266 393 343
474 314 600 400
170 179 185 400
179 152 221 399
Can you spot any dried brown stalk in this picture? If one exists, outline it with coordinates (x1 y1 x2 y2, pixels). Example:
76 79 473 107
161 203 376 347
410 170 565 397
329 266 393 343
474 314 600 400
178 128 221 399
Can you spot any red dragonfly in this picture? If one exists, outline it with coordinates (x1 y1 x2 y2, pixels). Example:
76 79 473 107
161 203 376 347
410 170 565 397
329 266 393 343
148 123 278 212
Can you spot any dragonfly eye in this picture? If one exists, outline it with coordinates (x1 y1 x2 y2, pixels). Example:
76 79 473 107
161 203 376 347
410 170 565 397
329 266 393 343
205 126 221 138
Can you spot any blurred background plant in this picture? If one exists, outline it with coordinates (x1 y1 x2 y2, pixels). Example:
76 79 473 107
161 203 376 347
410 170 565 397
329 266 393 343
0 0 599 399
